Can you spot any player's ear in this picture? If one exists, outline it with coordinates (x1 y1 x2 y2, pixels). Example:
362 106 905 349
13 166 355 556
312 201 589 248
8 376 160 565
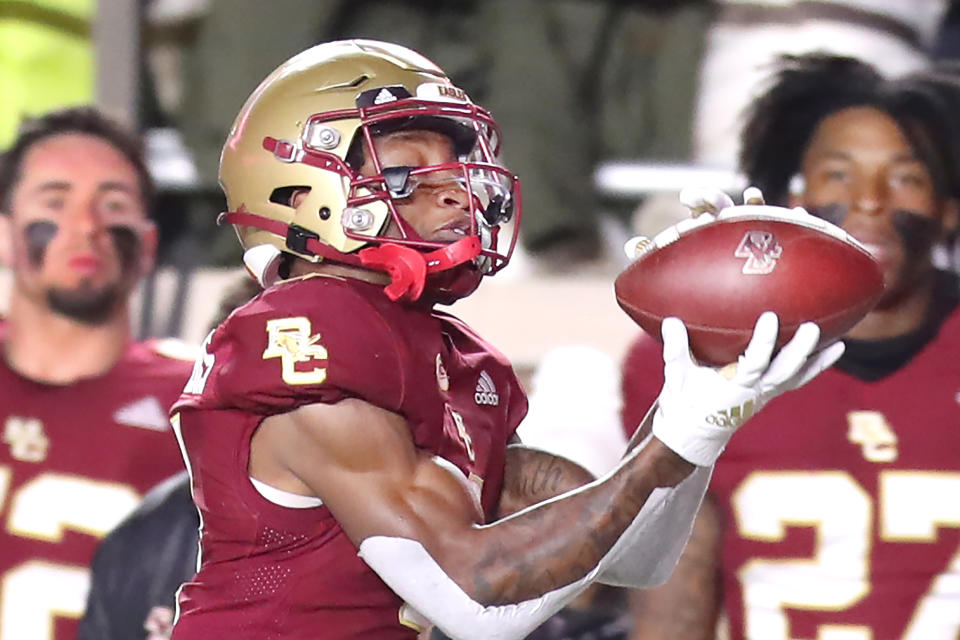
787 174 806 209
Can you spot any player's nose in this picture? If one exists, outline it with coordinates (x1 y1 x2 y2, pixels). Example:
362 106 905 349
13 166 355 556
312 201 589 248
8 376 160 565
850 175 888 217
434 182 470 211
62 199 105 237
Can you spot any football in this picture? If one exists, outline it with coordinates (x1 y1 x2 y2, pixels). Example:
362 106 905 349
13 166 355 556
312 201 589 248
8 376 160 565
615 205 885 366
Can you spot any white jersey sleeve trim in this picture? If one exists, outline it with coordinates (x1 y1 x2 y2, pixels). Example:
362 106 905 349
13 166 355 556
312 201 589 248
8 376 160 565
249 476 324 508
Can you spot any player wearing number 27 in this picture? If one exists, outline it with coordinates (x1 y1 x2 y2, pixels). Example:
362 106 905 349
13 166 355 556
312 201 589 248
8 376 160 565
0 108 192 640
169 40 842 639
622 54 960 640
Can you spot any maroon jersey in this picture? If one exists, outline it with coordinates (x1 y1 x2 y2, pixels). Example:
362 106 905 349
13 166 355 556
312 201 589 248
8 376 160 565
171 275 526 639
0 339 192 640
621 308 960 640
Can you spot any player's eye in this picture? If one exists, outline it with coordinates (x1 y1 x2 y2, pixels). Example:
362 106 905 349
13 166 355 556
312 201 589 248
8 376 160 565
97 196 139 220
888 169 928 190
102 199 130 213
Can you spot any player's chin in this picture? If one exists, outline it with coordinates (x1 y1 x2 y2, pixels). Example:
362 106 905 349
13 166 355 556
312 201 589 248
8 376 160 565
874 262 925 310
880 248 911 289
46 281 124 325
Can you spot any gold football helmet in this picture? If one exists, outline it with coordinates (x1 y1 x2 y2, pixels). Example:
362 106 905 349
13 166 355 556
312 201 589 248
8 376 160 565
219 39 520 302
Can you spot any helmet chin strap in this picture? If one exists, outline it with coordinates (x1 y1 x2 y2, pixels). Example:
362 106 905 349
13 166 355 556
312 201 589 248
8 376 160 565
358 235 482 302
223 209 482 302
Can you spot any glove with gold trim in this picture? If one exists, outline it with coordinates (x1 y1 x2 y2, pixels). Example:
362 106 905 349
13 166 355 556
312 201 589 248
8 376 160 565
652 312 844 466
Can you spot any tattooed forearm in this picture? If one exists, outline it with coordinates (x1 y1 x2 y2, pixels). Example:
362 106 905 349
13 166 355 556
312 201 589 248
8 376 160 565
518 457 565 498
474 474 654 603
471 443 691 604
472 530 602 604
497 446 594 517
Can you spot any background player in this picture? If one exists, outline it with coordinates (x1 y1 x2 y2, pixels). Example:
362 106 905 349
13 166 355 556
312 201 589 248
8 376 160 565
170 40 841 640
78 274 261 640
622 54 960 640
0 107 192 640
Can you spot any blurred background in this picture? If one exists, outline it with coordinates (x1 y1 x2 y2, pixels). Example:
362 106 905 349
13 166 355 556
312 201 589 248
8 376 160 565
4 5 960 638
0 0 957 372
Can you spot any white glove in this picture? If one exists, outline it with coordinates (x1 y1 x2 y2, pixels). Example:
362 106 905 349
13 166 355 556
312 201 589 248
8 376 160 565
652 312 845 466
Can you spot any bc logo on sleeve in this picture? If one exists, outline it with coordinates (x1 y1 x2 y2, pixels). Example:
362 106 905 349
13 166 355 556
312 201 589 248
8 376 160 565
263 317 329 386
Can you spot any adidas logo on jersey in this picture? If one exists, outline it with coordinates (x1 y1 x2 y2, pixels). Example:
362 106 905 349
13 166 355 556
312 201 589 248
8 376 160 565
475 371 500 406
114 396 170 431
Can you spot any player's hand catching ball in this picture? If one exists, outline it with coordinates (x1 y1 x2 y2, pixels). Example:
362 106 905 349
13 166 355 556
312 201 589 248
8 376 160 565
651 312 845 466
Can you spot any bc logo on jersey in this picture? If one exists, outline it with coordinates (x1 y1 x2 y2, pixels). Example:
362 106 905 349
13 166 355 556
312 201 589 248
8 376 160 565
847 411 899 462
3 417 49 463
263 317 329 386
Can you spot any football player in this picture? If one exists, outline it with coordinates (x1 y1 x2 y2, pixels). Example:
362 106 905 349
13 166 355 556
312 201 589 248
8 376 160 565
0 107 193 640
622 54 960 640
170 40 841 640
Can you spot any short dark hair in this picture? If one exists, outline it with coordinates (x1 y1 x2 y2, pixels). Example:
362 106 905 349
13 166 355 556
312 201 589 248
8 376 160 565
0 106 154 212
739 53 960 205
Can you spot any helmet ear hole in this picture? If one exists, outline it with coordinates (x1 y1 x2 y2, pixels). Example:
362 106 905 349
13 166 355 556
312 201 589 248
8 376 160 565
269 186 311 207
